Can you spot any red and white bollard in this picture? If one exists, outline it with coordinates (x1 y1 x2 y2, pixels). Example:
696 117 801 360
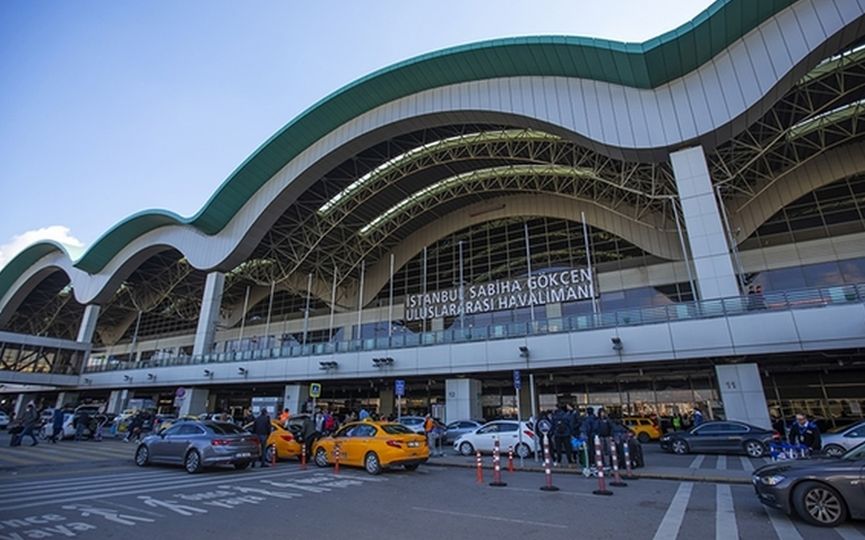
271 444 277 467
475 450 484 484
489 437 507 487
507 446 515 473
623 439 636 480
539 432 559 492
592 435 612 496
301 442 307 470
608 437 627 487
333 442 341 475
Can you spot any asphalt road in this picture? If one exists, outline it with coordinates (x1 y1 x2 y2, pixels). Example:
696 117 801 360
1 433 864 539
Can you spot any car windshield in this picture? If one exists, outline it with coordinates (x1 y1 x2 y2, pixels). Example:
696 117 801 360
841 441 865 461
381 424 414 435
208 422 244 435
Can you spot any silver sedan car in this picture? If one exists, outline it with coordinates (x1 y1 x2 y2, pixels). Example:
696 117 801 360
134 421 261 473
821 420 865 457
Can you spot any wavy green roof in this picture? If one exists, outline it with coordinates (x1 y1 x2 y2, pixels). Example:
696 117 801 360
0 0 797 302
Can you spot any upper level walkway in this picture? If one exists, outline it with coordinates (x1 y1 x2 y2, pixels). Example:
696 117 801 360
0 330 88 386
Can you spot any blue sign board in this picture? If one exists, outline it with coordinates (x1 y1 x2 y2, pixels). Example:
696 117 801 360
395 379 406 397
513 370 521 390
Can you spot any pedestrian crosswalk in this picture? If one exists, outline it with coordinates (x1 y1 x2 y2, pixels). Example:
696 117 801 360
0 437 132 467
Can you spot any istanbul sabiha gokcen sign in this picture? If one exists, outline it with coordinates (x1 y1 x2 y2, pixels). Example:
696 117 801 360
403 268 596 321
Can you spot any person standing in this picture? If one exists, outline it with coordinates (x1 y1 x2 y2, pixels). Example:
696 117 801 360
50 408 65 443
278 408 290 427
596 408 613 466
423 414 436 456
692 407 704 427
252 408 272 467
20 403 39 447
552 406 573 466
788 413 821 453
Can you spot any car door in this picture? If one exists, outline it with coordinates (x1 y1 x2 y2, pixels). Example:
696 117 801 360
473 424 500 452
149 424 182 460
330 425 355 463
842 423 865 451
688 424 721 452
719 423 749 453
344 424 377 466
165 424 202 462
495 422 520 451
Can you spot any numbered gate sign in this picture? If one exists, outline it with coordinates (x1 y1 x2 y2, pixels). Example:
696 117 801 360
309 382 322 399
513 370 521 390
395 379 406 397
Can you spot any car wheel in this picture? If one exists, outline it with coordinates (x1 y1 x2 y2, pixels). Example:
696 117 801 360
822 444 846 458
743 440 765 458
265 444 277 463
314 447 329 468
234 461 251 470
404 463 419 471
458 441 475 456
793 481 848 527
184 450 202 474
364 452 382 475
515 442 531 459
671 439 689 455
134 445 150 467
637 432 651 444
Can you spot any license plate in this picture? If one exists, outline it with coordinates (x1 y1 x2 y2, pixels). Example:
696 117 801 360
236 452 251 458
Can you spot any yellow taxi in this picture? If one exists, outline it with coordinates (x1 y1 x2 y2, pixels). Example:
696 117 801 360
622 417 663 442
312 421 428 474
243 420 303 462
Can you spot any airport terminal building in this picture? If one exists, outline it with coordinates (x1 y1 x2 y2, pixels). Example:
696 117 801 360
2 0 865 428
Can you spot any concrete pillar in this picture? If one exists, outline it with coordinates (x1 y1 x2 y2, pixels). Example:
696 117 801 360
105 389 128 415
518 385 533 419
76 305 101 343
193 272 225 356
178 388 210 417
445 379 482 424
14 393 36 417
54 392 79 409
282 384 310 417
715 364 771 429
670 146 740 299
379 388 394 417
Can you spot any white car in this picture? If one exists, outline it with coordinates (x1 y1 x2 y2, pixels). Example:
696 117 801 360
453 420 536 458
0 412 10 430
821 421 865 456
397 416 427 434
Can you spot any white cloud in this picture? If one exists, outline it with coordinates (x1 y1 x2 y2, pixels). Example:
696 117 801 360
0 226 84 270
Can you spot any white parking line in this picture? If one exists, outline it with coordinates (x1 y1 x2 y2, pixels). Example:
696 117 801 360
765 507 803 540
689 455 705 469
412 506 568 529
715 484 738 540
836 525 865 540
652 482 693 540
716 455 727 470
739 456 754 472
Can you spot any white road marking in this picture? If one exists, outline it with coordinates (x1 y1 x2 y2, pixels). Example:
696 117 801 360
715 484 738 540
765 507 803 540
411 506 568 529
689 455 705 469
0 469 187 493
652 482 693 540
836 525 865 540
716 455 727 470
739 456 754 472
0 469 315 512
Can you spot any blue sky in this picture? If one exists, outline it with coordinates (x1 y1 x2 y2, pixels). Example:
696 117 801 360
0 0 712 268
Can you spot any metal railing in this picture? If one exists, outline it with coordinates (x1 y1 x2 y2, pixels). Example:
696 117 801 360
82 282 865 373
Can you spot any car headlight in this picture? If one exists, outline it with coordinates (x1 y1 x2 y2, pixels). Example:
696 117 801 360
759 475 785 486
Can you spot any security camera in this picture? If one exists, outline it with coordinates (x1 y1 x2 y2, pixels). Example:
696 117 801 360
237 367 248 376
611 337 623 351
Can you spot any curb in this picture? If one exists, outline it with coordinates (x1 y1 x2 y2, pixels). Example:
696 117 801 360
424 459 751 485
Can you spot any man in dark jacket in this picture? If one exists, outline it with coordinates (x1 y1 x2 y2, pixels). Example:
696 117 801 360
552 406 573 465
252 408 272 467
20 403 39 446
580 407 598 456
50 408 65 443
788 413 821 452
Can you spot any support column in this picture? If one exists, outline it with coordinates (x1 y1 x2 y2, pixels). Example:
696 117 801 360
54 392 79 409
76 305 100 343
445 379 482 424
193 272 225 356
282 384 309 417
715 364 771 429
105 389 128 415
379 388 394 417
178 388 210 417
670 146 740 299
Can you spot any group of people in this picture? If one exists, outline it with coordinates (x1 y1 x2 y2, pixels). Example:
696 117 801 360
535 405 630 466
6 403 101 447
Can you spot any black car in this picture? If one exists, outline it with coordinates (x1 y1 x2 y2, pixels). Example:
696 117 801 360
659 420 778 458
753 442 865 527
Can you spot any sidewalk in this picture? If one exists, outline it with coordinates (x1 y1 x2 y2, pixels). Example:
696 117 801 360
424 453 753 485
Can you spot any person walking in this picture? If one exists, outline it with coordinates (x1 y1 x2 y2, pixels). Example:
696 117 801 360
692 407 704 427
252 408 272 467
595 408 613 466
124 412 143 443
278 408 290 427
50 407 65 443
20 403 39 447
788 413 821 453
423 414 437 456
